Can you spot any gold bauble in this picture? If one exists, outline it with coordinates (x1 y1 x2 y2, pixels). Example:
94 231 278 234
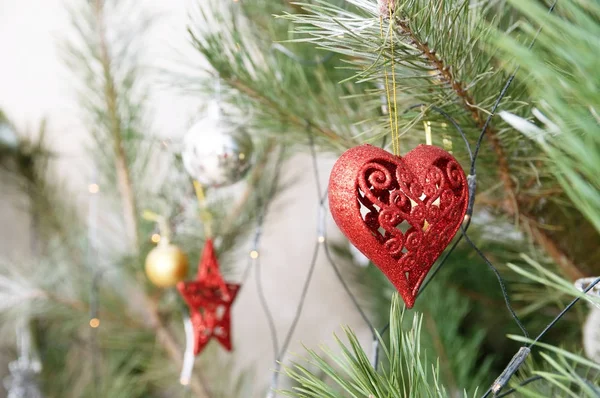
145 244 189 287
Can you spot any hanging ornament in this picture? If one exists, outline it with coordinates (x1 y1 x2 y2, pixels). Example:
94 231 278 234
328 144 468 308
177 239 240 355
0 120 18 150
182 106 254 188
3 320 44 398
143 211 189 287
575 277 600 363
582 305 600 364
145 243 189 287
4 361 44 398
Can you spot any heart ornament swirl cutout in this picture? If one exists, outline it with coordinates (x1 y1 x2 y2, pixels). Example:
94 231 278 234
328 144 468 308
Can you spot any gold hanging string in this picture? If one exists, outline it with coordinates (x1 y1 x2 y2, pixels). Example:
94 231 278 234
142 210 171 245
388 5 400 155
379 15 396 155
423 121 432 145
193 180 213 238
379 4 401 155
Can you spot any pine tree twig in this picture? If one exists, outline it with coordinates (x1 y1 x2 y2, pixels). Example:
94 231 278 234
94 0 140 252
473 195 504 208
395 17 517 213
393 17 584 280
524 220 583 281
225 76 355 148
284 0 305 13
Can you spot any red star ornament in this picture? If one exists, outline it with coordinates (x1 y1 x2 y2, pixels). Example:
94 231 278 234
177 239 240 355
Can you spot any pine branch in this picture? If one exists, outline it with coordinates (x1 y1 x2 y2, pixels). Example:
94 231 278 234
217 73 356 148
397 15 518 214
390 15 584 280
61 2 214 394
93 0 139 252
283 294 453 397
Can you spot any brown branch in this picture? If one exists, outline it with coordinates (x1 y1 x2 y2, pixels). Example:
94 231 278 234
396 18 517 211
394 18 584 280
91 4 210 396
94 0 139 252
225 76 356 148
524 218 584 280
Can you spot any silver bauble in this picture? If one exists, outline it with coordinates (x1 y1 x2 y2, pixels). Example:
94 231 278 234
182 114 253 188
0 122 19 149
575 277 600 363
3 359 43 398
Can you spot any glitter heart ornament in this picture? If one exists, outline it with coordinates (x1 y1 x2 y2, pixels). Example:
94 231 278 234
328 144 468 308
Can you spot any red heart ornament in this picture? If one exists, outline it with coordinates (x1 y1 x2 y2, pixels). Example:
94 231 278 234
328 144 468 308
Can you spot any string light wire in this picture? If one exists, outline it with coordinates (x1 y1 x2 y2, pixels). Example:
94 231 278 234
87 169 101 396
307 130 381 367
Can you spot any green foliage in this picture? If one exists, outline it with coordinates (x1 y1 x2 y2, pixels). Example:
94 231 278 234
283 294 458 398
495 0 600 234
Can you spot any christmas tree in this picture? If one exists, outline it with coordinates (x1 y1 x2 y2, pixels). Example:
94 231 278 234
1 0 599 397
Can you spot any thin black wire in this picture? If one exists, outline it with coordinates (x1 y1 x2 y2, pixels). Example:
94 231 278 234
461 228 529 338
418 2 558 302
307 128 383 368
255 256 280 365
471 0 557 173
322 242 376 336
277 242 321 359
405 104 473 164
417 233 465 296
267 236 321 395
261 135 326 394
240 148 286 284
529 276 600 347
480 279 600 398
273 132 325 360
494 375 544 398
473 2 594 395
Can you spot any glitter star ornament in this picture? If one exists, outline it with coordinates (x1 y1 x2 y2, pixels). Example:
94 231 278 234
177 239 240 355
329 144 468 308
